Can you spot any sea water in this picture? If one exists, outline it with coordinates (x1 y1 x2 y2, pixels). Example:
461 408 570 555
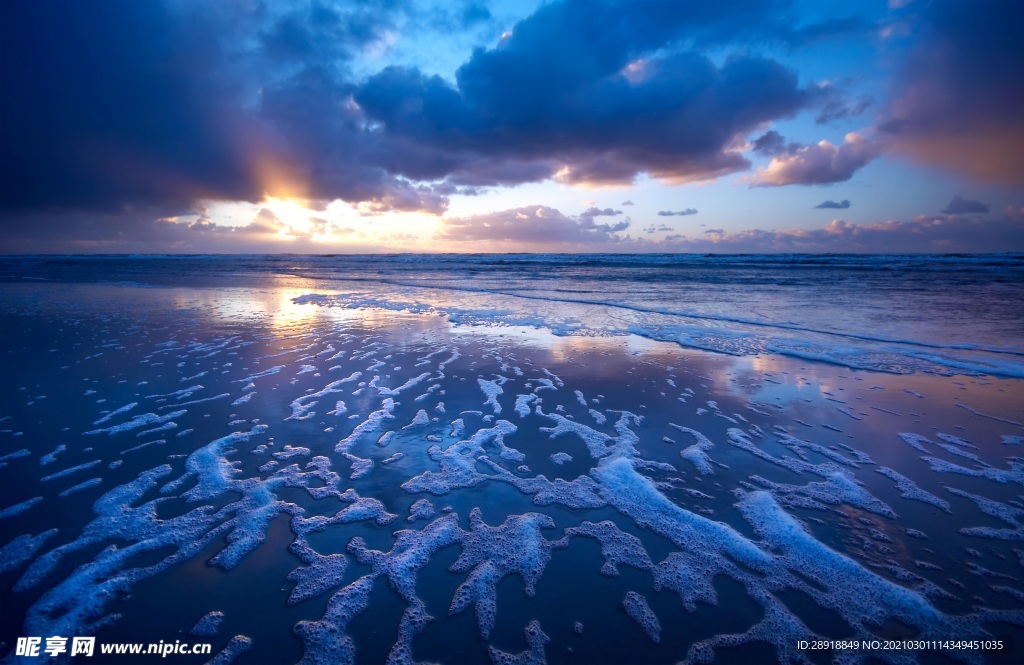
1 254 1022 664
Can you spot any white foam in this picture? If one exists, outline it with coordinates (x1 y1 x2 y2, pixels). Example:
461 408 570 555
41 459 102 482
922 456 1024 486
85 410 186 436
876 466 951 513
92 402 138 425
160 393 229 409
514 394 536 417
39 444 67 466
287 538 349 605
234 366 285 383
377 371 432 396
478 377 505 414
592 456 771 573
286 378 358 421
670 425 715 475
550 452 572 466
899 432 932 452
274 445 311 460
403 420 518 496
487 621 549 665
407 498 436 522
0 529 58 574
346 513 464 663
189 610 224 636
341 453 374 480
0 496 43 519
727 489 994 659
403 409 430 429
231 392 254 406
206 635 252 665
751 470 897 519
623 591 660 643
947 487 1024 540
335 399 396 453
298 489 397 536
558 521 652 577
0 448 30 463
449 509 558 639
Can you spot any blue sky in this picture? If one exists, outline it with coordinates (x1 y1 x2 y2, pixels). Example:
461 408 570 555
1 0 1021 253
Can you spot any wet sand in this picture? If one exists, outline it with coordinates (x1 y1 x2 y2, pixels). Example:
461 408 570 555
2 277 1023 664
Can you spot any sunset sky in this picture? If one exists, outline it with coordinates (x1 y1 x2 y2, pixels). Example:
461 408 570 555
1 0 1022 253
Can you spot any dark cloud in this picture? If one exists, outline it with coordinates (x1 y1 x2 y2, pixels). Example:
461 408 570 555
658 209 699 217
621 200 635 206
0 0 848 243
578 207 627 231
784 16 870 47
355 0 812 187
941 195 990 215
750 132 881 186
751 130 789 156
879 0 1024 184
643 224 674 234
0 1 255 213
258 2 398 65
814 199 851 209
0 0 431 218
815 92 873 125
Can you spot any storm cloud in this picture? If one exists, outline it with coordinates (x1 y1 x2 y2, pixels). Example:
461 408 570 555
880 0 1024 184
357 24 811 186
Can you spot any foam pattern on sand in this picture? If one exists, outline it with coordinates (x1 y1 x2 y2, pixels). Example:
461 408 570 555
6 276 1024 665
189 611 224 636
449 509 560 639
623 591 661 643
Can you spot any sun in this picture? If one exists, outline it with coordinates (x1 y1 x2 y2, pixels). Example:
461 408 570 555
265 197 318 239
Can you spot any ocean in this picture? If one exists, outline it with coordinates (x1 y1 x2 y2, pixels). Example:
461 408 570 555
1 254 1023 664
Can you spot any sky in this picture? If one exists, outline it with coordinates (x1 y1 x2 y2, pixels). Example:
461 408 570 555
1 0 1022 254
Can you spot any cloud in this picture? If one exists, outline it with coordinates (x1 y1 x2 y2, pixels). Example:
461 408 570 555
658 209 699 217
750 132 881 186
941 195 990 215
431 206 1024 253
355 1 813 188
814 199 851 209
578 207 628 231
621 200 635 206
879 0 1024 184
0 0 871 242
5 201 1022 255
435 204 630 248
814 89 873 125
0 0 428 217
660 215 1024 253
751 130 790 156
643 224 674 234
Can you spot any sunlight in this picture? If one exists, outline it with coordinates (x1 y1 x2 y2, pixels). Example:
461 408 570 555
265 197 320 239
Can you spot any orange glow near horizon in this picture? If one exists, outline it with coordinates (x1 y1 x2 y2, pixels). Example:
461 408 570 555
265 197 320 239
252 152 309 202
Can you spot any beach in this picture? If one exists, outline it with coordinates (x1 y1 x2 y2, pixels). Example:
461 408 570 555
2 254 1023 664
